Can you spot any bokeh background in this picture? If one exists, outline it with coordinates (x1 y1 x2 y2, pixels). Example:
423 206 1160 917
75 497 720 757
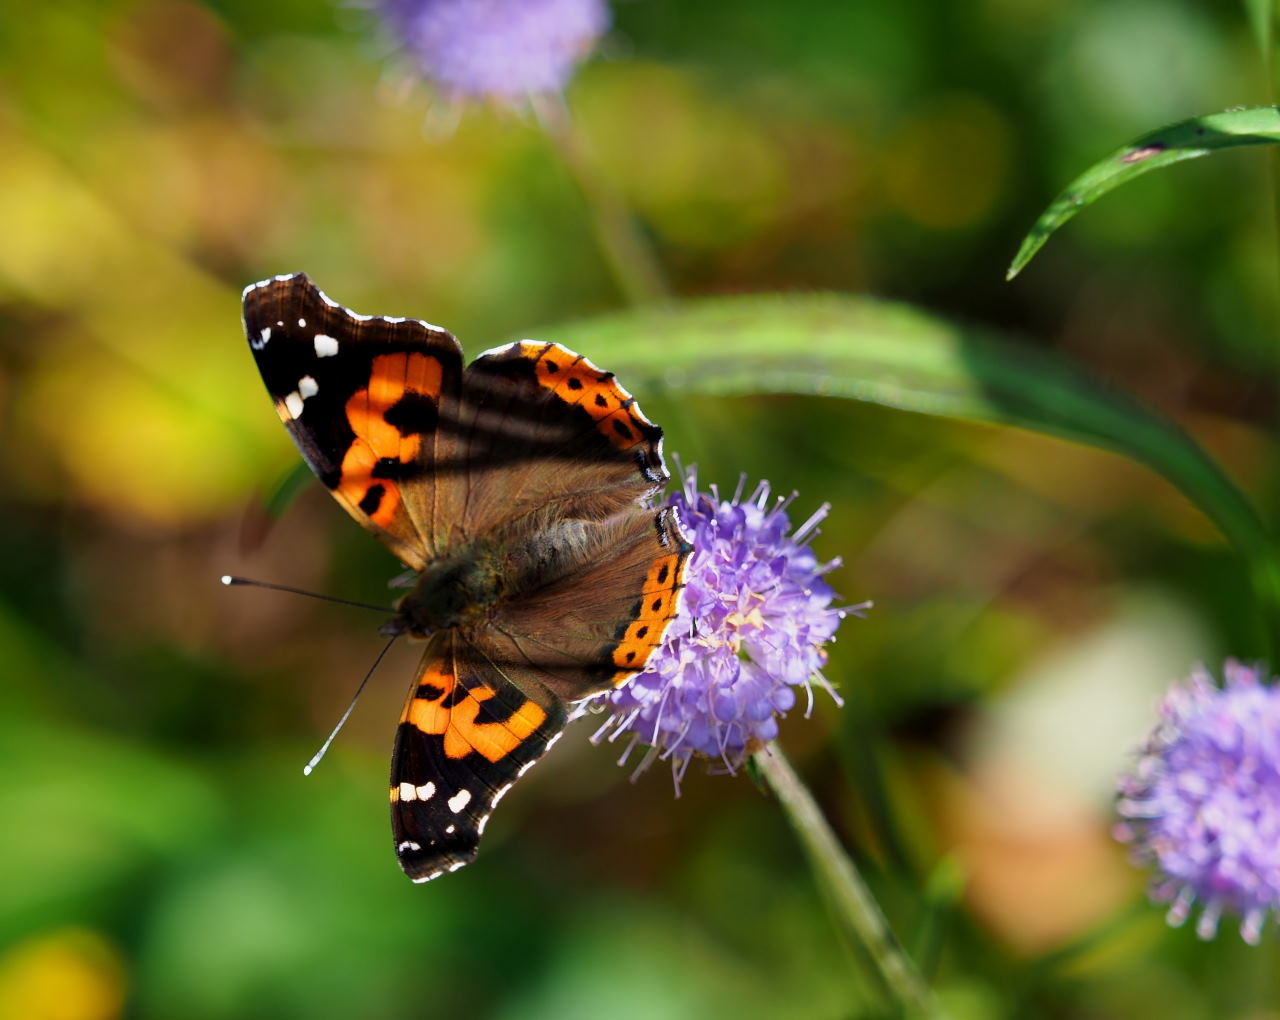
2 0 1279 1017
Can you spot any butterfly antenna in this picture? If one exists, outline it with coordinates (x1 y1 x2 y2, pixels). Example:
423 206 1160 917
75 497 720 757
220 575 389 615
303 634 399 776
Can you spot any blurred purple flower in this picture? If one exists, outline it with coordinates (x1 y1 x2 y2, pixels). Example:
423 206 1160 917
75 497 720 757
378 0 609 104
1116 659 1280 944
593 468 860 789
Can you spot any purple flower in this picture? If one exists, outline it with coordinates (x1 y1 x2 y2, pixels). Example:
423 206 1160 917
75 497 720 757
1116 660 1280 944
378 0 609 104
592 468 859 788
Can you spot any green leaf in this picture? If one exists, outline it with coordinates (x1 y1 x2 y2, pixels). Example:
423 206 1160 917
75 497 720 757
535 294 1278 636
1008 106 1280 279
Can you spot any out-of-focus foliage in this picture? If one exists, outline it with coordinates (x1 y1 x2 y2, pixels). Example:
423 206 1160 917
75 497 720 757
1 1 1278 1018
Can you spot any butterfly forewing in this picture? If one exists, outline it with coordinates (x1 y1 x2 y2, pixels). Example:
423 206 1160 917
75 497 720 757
442 342 668 546
241 273 464 568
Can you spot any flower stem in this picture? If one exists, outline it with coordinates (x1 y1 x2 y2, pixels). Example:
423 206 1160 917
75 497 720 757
754 744 939 1017
531 94 671 306
1261 2 1280 654
1267 2 1280 403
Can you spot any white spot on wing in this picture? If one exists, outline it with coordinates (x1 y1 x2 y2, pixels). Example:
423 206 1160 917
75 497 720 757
314 334 339 357
399 781 417 802
397 840 421 852
251 326 271 350
298 375 318 399
283 391 304 419
445 824 455 834
447 789 471 814
415 781 436 801
297 318 306 328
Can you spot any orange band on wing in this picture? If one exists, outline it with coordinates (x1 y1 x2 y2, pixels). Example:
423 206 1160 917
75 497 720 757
522 342 657 454
337 352 441 527
405 663 547 763
609 548 691 684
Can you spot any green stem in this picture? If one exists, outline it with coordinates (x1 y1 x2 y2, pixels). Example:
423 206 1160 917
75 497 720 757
753 744 939 1017
531 94 671 306
1265 1 1280 655
1257 557 1280 660
1268 3 1280 377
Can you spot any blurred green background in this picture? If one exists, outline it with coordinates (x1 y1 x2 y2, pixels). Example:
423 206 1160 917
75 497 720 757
2 1 1279 1017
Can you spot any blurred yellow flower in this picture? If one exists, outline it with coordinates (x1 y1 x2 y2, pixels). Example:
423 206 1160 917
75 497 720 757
0 928 125 1020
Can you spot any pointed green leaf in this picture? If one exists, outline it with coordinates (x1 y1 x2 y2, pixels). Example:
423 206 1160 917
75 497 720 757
1008 106 1280 279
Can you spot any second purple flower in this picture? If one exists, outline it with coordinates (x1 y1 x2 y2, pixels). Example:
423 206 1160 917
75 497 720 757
1116 659 1280 944
379 0 610 105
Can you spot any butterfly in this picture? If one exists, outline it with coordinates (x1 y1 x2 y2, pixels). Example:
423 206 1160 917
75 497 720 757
240 273 692 881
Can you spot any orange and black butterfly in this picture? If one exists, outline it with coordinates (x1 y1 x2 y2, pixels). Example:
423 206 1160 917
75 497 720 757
240 273 692 881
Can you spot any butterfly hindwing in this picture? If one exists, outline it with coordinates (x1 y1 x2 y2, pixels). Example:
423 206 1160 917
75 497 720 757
241 273 464 568
484 506 693 702
390 633 569 881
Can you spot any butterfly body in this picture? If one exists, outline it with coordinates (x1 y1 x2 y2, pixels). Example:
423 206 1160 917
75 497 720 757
386 540 509 638
240 273 691 881
388 515 607 639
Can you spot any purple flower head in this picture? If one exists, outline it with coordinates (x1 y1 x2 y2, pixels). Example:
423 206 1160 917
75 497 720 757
592 467 860 789
378 0 609 105
1116 660 1280 944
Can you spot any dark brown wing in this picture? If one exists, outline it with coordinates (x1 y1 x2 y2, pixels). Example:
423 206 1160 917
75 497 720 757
241 273 464 569
478 506 693 703
390 632 568 881
440 341 668 545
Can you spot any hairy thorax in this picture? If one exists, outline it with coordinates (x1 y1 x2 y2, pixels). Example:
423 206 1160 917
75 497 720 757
390 516 598 638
